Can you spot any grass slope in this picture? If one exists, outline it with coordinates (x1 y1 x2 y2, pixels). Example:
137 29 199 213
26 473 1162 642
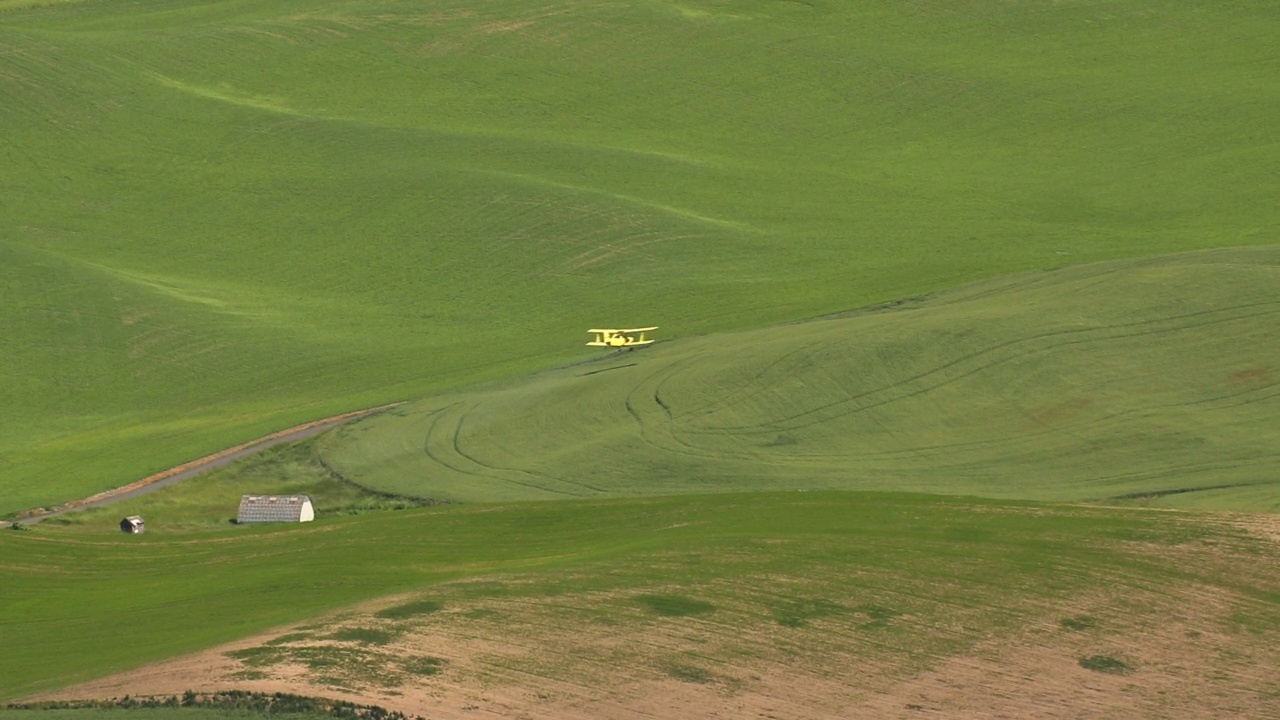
322 247 1280 510
2 0 1278 512
2 492 1277 708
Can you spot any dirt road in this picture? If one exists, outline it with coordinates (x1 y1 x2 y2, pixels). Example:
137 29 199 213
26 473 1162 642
3 403 401 527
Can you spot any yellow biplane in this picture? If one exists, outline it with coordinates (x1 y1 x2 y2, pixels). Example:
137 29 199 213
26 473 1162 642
587 327 657 348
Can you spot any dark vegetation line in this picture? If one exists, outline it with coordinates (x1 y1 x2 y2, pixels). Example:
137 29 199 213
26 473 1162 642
7 691 422 720
312 452 444 509
577 362 637 376
1106 481 1261 501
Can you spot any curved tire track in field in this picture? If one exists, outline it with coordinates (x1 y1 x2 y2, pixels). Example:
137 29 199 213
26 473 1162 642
622 357 729 462
579 292 1280 496
4 403 403 527
418 400 604 497
705 300 1280 436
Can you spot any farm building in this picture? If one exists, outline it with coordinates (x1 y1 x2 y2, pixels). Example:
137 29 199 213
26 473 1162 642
237 495 315 524
119 516 145 534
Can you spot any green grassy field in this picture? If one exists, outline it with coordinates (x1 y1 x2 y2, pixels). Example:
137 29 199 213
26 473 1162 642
3 0 1278 513
4 0 1280 715
4 492 1278 708
318 247 1280 510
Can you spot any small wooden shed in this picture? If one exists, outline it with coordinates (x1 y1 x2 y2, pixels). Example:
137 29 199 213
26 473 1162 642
119 515 145 534
237 495 315 524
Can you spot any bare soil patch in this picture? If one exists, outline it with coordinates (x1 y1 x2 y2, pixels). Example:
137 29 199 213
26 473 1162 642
855 586 1278 719
1232 512 1280 545
31 577 1280 720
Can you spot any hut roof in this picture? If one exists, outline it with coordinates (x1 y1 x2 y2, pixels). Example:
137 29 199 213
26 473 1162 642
237 495 313 523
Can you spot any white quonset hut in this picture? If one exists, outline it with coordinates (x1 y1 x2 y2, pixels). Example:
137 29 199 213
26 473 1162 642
237 495 315 524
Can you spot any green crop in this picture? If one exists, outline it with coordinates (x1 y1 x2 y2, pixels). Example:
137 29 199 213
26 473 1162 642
3 0 1277 512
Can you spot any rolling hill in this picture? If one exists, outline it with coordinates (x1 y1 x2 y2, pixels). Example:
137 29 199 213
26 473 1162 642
4 492 1279 718
321 246 1280 510
3 0 1278 514
4 1 1280 717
